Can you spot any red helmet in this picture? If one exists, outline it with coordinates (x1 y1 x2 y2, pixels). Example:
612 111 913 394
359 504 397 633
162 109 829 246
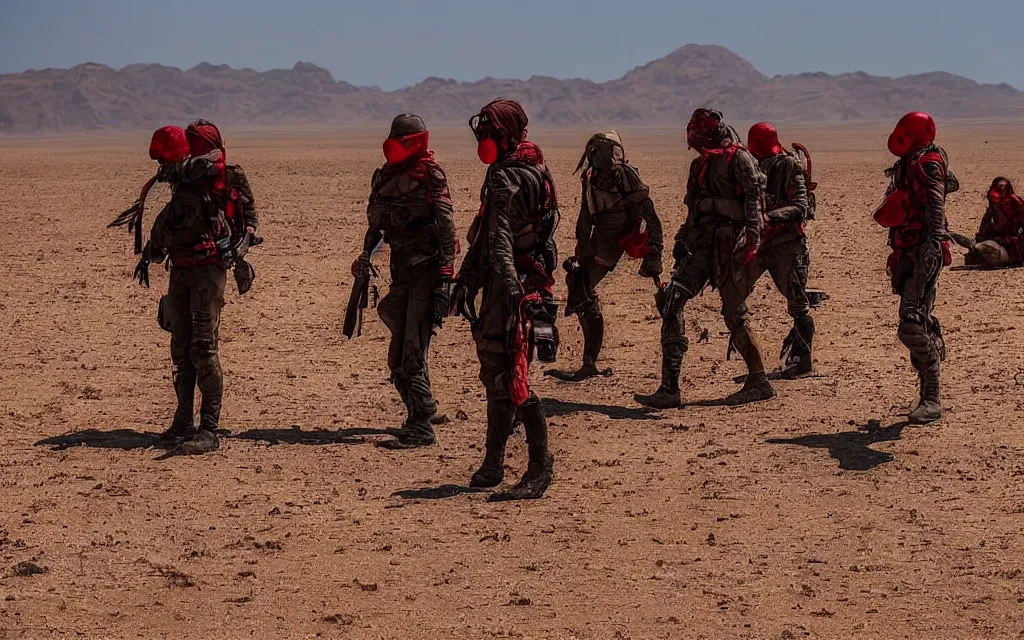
149 125 190 164
747 122 783 160
887 112 936 157
185 119 224 155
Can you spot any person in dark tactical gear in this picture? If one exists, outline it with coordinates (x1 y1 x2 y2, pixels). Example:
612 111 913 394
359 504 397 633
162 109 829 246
635 108 775 409
354 114 457 449
113 120 260 455
451 98 559 500
746 122 816 379
547 131 663 382
874 111 957 424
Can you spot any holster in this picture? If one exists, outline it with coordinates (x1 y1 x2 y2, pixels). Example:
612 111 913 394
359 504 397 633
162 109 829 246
157 296 172 332
527 298 560 363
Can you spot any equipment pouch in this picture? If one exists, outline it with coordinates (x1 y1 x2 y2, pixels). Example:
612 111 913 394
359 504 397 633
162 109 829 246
527 299 560 363
157 296 172 332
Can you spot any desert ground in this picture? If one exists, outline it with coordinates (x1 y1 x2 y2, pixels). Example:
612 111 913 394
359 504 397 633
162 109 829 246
1 123 1023 640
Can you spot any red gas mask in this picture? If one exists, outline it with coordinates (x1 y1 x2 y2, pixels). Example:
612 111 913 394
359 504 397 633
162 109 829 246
747 122 783 160
382 131 429 165
149 126 190 164
887 112 936 157
469 112 500 164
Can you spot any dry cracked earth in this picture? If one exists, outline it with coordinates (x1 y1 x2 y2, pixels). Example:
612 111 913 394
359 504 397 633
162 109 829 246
0 124 1022 639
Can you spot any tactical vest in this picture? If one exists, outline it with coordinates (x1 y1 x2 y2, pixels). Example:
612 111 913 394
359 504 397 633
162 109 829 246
369 166 440 265
693 154 745 222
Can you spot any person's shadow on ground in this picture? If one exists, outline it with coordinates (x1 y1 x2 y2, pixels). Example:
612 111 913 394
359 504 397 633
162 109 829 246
232 426 396 446
35 426 398 451
542 398 660 421
766 421 909 471
35 429 171 451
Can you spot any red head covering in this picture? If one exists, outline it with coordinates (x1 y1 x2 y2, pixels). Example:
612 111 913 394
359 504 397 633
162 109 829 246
149 126 190 164
887 112 936 157
470 99 529 164
988 176 1016 205
747 122 784 160
185 119 224 156
687 108 728 151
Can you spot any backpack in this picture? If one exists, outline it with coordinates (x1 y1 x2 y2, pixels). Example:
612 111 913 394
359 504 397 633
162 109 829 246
791 143 817 219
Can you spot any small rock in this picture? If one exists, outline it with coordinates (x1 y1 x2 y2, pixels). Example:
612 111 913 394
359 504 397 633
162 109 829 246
13 561 48 577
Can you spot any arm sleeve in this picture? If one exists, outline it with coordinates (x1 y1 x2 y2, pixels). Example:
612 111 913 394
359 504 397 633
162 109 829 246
921 160 948 242
162 152 220 184
486 168 523 299
733 149 765 231
767 171 809 223
363 168 386 252
574 179 594 255
228 165 259 233
619 164 662 257
674 162 700 261
424 163 457 268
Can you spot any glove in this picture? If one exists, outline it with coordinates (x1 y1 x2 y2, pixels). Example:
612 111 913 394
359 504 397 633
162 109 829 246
655 278 686 318
432 274 452 329
133 256 150 288
638 253 663 278
733 225 760 266
351 251 371 278
563 255 580 273
449 281 478 323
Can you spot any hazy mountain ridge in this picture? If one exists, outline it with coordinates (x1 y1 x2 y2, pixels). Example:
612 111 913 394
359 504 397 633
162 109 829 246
2 44 1022 132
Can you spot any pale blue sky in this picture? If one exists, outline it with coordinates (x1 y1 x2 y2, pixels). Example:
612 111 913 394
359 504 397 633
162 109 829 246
0 0 1016 89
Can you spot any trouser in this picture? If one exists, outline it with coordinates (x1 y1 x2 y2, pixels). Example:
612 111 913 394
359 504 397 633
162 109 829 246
377 266 439 420
893 243 944 384
660 223 766 391
165 264 227 430
473 269 549 474
565 256 615 367
754 235 814 366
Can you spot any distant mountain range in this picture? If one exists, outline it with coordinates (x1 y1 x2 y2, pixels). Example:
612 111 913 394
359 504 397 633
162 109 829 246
2 44 1022 133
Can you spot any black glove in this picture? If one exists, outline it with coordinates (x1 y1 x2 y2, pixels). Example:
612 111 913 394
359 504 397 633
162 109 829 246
449 281 478 323
133 256 150 288
432 275 452 329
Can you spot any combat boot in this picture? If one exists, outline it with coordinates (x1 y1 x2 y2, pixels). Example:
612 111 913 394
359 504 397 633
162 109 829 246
161 369 197 442
723 371 776 406
470 398 515 487
490 399 553 501
380 411 436 449
635 343 684 409
780 315 815 379
909 367 942 424
174 428 220 455
547 312 610 382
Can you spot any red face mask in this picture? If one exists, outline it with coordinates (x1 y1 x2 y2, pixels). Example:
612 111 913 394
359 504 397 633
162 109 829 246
382 131 429 165
887 112 936 157
747 122 783 160
988 180 1011 205
477 138 499 165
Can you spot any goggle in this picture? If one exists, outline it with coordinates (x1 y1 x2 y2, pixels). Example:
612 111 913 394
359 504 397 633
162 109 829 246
469 112 495 142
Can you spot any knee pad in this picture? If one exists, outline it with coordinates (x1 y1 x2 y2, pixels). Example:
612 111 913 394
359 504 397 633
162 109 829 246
897 319 930 350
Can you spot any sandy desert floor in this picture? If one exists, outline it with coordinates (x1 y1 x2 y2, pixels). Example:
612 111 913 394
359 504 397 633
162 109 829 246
1 123 1023 640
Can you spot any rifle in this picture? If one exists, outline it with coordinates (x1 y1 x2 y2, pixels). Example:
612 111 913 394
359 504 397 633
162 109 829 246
343 260 379 339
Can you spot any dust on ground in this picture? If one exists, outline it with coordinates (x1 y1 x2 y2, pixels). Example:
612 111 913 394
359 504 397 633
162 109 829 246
1 125 1023 639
